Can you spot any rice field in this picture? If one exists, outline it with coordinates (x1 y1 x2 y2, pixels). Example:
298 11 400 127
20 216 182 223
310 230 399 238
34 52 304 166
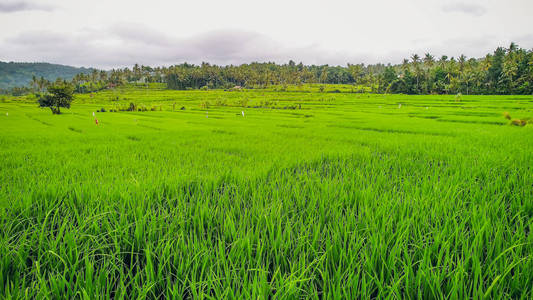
0 86 532 298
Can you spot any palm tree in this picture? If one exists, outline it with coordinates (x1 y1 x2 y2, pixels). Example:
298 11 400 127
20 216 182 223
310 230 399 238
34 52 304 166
411 54 422 92
508 42 518 53
38 76 47 92
458 55 467 72
411 54 420 64
91 69 98 83
319 68 328 84
347 63 363 84
99 70 108 82
439 55 448 68
423 53 435 68
422 54 435 93
401 59 410 73
30 75 38 92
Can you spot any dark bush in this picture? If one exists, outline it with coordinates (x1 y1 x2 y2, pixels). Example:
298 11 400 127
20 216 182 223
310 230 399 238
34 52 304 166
511 119 527 126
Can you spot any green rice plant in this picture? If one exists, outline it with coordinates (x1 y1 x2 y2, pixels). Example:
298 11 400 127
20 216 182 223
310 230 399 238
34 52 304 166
200 100 211 109
0 86 532 298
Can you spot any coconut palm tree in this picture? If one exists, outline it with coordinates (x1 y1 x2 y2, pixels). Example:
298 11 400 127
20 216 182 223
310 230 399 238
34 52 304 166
30 75 39 92
411 54 422 92
401 59 410 73
423 53 435 68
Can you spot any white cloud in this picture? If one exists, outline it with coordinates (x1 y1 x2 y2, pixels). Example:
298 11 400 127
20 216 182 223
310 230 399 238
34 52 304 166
0 1 54 13
0 0 532 68
442 2 487 16
1 25 375 68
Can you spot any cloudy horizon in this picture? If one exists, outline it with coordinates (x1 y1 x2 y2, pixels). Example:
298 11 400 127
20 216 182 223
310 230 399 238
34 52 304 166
1 0 532 69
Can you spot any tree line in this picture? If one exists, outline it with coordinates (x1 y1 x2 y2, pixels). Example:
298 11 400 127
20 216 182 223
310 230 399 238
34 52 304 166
164 43 533 95
2 43 532 95
385 43 532 95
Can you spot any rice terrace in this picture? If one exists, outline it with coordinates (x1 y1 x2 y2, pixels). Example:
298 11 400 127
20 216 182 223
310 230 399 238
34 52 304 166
1 0 533 299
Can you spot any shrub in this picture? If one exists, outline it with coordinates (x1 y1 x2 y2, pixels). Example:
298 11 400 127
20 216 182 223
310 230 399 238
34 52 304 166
511 119 527 126
128 102 137 111
215 99 227 106
200 101 210 109
503 112 511 120
235 98 249 107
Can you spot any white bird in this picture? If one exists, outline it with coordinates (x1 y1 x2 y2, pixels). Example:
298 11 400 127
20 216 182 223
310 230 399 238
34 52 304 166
242 111 245 117
92 112 95 116
398 104 402 109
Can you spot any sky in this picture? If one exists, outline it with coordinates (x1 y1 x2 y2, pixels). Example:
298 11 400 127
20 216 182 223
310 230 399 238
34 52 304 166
1 0 532 69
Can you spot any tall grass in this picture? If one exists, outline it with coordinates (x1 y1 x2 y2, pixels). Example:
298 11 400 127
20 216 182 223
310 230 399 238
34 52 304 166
0 88 532 298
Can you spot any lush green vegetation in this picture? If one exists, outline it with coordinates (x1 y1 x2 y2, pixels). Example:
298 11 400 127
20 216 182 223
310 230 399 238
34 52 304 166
0 62 93 91
164 43 533 95
36 82 75 114
0 85 532 298
387 44 533 95
3 43 532 97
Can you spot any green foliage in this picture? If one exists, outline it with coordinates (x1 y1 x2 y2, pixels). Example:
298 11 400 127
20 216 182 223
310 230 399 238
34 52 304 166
503 111 511 120
162 44 533 95
37 82 75 114
386 44 533 95
3 43 532 97
510 119 528 126
200 100 211 109
0 61 93 89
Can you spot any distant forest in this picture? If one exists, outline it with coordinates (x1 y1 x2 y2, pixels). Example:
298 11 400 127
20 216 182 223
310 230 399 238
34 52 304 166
0 62 94 90
1 43 532 95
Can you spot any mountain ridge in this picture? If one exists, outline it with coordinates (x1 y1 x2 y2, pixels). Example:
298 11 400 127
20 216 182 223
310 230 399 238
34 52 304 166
0 61 95 89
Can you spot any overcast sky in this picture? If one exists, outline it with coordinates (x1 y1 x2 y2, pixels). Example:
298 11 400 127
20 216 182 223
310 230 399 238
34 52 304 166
1 0 532 69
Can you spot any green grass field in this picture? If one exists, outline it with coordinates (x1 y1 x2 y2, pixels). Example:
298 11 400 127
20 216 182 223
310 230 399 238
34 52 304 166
1 86 532 298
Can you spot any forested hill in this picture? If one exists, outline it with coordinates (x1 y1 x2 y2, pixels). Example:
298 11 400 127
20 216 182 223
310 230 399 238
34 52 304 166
0 61 94 89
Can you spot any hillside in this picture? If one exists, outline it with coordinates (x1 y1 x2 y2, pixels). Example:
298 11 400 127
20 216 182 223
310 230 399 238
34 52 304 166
0 61 95 89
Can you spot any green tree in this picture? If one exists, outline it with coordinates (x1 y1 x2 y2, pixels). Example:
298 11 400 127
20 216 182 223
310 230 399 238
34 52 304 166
37 82 74 114
423 53 435 68
347 63 363 84
487 47 506 93
411 54 422 92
